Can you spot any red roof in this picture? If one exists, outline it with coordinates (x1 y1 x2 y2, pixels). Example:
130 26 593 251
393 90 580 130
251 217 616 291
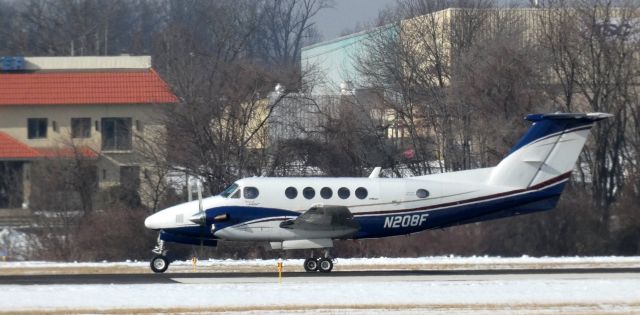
0 132 98 160
35 147 98 159
0 132 41 159
0 69 177 106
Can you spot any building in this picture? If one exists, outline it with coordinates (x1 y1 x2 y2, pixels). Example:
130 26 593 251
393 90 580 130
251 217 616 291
300 7 600 153
302 8 546 95
0 56 177 213
301 26 397 96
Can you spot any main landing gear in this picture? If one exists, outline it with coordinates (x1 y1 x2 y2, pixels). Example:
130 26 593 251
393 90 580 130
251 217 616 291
150 235 170 273
303 250 334 273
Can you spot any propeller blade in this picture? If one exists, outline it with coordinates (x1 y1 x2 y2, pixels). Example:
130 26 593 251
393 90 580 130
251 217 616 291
188 180 207 225
197 180 203 212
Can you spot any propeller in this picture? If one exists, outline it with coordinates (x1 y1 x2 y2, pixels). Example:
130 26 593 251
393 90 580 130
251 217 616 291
188 180 206 225
196 180 204 261
187 180 231 261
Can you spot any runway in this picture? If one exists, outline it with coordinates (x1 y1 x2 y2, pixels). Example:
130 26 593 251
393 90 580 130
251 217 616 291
2 262 639 314
2 267 639 285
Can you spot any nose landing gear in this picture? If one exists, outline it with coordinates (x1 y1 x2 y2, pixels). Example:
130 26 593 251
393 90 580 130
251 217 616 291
150 235 170 273
151 255 169 273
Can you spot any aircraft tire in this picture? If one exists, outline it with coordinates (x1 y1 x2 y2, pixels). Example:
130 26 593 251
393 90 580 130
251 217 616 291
150 255 169 273
318 257 333 273
303 258 319 272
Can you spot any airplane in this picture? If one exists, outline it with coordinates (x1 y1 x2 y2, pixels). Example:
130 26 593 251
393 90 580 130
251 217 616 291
144 112 611 273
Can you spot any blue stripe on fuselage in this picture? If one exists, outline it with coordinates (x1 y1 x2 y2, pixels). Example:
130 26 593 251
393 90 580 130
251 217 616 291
160 179 567 242
352 180 566 239
160 206 299 238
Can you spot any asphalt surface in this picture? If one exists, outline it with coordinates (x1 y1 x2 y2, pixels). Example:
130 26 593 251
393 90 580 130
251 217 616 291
1 268 639 285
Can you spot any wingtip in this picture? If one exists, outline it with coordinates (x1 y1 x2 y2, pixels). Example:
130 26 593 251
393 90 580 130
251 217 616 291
526 112 613 122
586 112 614 120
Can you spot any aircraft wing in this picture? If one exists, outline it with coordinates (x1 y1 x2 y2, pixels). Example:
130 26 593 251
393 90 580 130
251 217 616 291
279 205 360 235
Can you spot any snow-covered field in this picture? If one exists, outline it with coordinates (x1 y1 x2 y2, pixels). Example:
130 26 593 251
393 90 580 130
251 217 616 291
2 277 640 314
1 256 640 314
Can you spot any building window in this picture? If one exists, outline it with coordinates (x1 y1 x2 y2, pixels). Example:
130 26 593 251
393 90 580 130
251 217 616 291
338 187 350 199
120 166 140 192
71 118 91 138
101 118 132 151
27 118 47 139
285 187 298 199
355 187 368 199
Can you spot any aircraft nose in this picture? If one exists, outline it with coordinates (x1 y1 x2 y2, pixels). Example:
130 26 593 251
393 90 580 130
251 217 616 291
145 212 166 230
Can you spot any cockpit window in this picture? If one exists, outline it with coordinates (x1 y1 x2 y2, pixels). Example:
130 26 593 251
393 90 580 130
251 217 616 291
244 187 259 199
220 183 239 198
230 190 240 199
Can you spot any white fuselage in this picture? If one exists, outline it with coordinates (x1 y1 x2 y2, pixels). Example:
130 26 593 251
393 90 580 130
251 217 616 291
144 166 552 242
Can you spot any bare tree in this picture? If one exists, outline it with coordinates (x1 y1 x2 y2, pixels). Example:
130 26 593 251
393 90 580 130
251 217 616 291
540 0 640 221
257 0 331 67
355 0 499 174
1 0 148 55
152 0 329 195
28 148 97 260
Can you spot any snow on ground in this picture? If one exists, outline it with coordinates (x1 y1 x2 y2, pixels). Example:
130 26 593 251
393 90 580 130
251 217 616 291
1 275 639 314
0 228 30 260
2 255 640 275
1 257 640 313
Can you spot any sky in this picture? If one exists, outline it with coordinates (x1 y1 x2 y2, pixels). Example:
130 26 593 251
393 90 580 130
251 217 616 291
311 0 533 41
312 0 396 41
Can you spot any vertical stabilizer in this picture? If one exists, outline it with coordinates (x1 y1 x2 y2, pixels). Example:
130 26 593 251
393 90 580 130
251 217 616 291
488 112 612 188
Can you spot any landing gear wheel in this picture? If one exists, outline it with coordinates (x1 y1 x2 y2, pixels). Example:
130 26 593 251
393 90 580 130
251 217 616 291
150 255 169 273
318 257 333 273
304 257 319 272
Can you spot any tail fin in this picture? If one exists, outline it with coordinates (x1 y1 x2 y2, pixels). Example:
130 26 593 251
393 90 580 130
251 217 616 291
488 112 612 188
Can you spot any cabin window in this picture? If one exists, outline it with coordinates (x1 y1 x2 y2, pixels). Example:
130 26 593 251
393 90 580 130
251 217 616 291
320 187 332 199
355 187 368 199
220 183 238 198
285 187 297 199
337 187 350 199
416 189 429 198
303 187 315 199
244 187 259 199
27 118 47 139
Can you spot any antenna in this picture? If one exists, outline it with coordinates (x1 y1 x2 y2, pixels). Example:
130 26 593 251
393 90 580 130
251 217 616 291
369 167 382 178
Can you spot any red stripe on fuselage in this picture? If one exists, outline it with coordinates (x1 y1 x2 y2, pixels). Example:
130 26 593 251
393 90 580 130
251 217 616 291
353 171 572 217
